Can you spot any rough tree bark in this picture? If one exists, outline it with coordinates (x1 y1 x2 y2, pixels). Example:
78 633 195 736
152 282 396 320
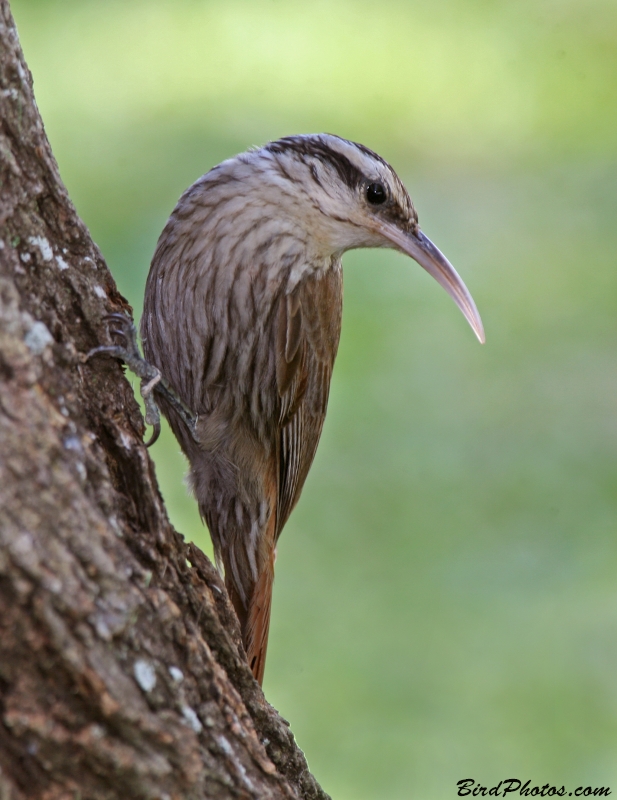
0 3 330 798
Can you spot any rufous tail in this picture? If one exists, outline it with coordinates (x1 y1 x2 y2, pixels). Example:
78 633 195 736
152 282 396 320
243 549 275 685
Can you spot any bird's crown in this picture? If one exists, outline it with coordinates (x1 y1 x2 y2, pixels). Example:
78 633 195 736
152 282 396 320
259 133 418 233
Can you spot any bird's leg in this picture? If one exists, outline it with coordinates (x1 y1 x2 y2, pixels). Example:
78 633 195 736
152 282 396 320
85 313 199 447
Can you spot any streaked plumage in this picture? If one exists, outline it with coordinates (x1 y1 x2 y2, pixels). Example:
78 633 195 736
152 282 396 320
141 134 483 683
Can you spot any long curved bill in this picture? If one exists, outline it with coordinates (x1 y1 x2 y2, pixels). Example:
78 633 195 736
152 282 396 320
379 225 485 344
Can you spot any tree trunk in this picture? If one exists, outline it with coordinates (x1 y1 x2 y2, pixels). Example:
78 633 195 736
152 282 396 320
0 3 329 798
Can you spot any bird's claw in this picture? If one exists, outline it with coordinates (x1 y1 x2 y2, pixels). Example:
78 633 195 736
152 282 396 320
85 313 144 366
85 313 162 447
144 420 161 448
85 313 199 447
140 370 163 446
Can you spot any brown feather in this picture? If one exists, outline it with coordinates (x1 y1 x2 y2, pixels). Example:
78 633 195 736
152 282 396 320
276 266 342 534
243 510 277 685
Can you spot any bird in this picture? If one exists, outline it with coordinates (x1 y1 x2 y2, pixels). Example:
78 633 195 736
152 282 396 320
140 133 484 685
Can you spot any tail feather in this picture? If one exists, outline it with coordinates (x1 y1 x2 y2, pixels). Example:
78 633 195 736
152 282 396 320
222 490 278 685
244 550 275 685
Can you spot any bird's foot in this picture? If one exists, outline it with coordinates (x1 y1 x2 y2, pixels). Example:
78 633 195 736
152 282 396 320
85 313 198 447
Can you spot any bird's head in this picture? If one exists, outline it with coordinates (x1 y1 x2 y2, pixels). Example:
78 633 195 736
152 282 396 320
258 134 484 343
198 133 484 342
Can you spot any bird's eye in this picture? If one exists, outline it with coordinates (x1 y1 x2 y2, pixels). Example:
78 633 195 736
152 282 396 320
366 182 387 205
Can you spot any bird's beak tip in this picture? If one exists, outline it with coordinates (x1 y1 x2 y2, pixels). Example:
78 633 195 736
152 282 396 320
379 224 485 347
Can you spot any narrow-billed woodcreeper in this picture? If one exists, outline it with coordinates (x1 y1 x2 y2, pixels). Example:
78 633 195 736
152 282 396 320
140 134 484 684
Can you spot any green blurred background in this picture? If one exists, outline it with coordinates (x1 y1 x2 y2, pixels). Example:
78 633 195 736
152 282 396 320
11 0 617 795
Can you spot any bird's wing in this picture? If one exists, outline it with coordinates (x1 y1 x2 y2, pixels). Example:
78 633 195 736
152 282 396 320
275 265 343 535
